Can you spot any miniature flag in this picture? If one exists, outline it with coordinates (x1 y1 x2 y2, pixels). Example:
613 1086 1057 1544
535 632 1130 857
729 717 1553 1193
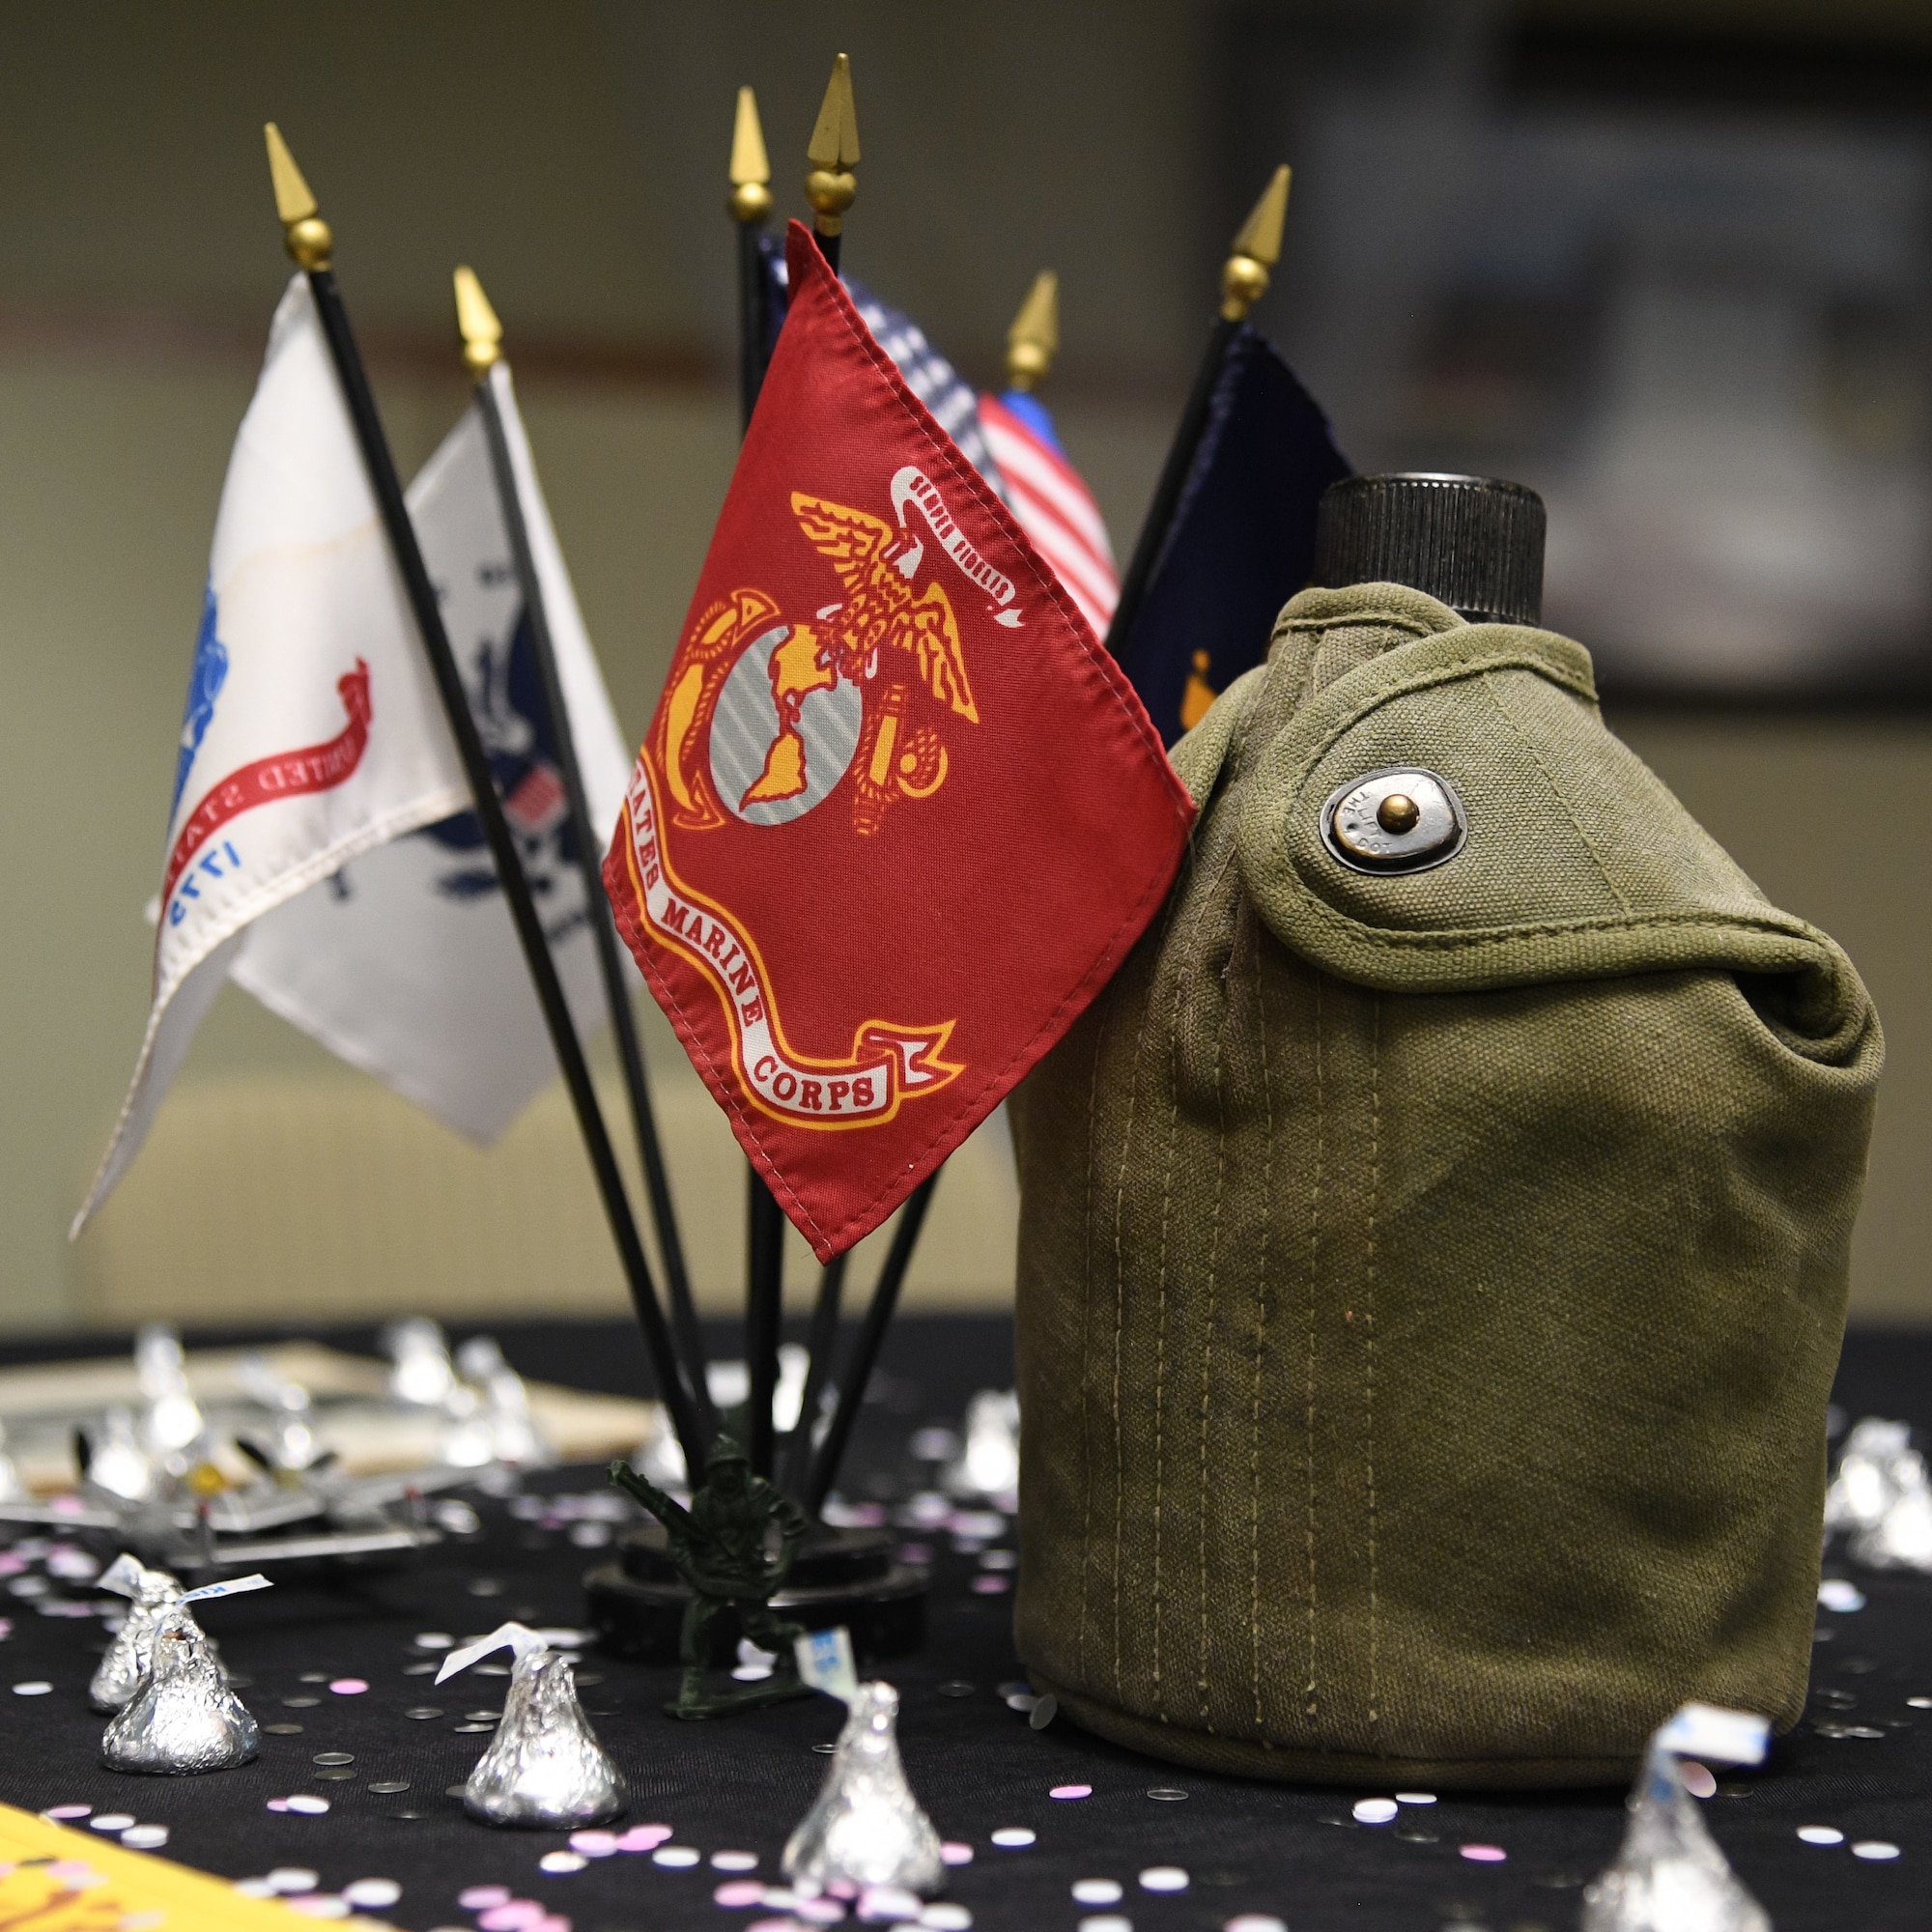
73 276 469 1233
607 223 1192 1260
231 361 634 1142
754 236 1007 496
1111 325 1350 742
979 388 1119 639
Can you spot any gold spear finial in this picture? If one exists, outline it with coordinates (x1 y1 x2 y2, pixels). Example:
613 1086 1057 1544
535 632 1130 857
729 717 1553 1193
264 122 332 271
453 267 503 379
1005 270 1060 392
804 53 860 239
728 85 774 224
1220 163 1291 322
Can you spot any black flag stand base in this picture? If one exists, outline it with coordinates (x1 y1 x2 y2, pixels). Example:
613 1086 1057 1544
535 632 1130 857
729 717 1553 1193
582 1520 925 1667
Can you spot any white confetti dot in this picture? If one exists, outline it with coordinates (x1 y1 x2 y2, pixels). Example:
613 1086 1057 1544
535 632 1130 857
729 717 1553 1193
1798 1826 1845 1845
342 1878 402 1908
990 1828 1036 1848
1073 1880 1124 1905
11 1681 50 1695
1225 1918 1289 1932
1352 1798 1398 1825
857 1884 923 1921
652 1845 701 1868
711 1850 758 1871
284 1795 330 1816
1395 1791 1435 1804
121 1826 169 1850
1140 1866 1189 1892
1680 1761 1718 1800
89 1813 135 1833
1078 1918 1133 1932
920 1908 972 1930
1909 1696 1932 1709
412 1633 454 1649
1818 1578 1866 1613
1852 1841 1901 1861
234 1879 278 1898
538 1851 587 1873
267 1869 320 1893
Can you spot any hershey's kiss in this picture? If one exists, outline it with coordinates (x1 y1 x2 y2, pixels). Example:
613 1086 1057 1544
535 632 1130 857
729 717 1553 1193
92 1554 229 1712
100 1602 258 1776
438 1622 623 1829
783 1681 943 1896
1581 1710 1770 1932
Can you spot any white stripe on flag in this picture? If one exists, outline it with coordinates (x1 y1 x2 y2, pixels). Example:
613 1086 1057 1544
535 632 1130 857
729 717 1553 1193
981 419 1116 563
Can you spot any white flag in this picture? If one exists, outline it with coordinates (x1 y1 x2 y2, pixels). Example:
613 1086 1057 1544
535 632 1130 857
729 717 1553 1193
231 362 635 1141
73 277 469 1233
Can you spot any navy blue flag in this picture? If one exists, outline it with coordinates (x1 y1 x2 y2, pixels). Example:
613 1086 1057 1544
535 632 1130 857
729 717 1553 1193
1112 325 1350 745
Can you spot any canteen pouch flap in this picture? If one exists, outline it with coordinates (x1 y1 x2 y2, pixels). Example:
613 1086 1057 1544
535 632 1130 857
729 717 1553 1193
1012 583 1882 1789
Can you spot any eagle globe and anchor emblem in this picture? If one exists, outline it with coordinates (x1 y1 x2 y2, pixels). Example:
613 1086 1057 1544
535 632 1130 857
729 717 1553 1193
658 469 1020 838
631 465 1025 1139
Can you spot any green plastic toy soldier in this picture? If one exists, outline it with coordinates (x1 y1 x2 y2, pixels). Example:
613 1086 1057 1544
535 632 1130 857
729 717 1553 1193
608 1433 811 1719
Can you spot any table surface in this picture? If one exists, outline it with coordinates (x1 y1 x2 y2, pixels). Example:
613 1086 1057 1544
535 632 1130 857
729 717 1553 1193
0 1314 1926 1932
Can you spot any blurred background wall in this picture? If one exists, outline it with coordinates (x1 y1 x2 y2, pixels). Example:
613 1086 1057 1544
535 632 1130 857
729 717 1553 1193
2 0 1929 1332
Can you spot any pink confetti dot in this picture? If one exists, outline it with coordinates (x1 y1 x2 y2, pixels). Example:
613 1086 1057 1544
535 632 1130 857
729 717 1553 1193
1460 1844 1507 1863
940 1842 974 1866
1051 1783 1094 1800
459 1887 512 1909
970 1575 1010 1594
715 1880 766 1907
266 1799 290 1813
1680 1760 1717 1800
327 1678 367 1695
748 1921 798 1932
567 1831 618 1857
615 1824 674 1853
478 1905 546 1931
46 1861 96 1883
43 1805 90 1820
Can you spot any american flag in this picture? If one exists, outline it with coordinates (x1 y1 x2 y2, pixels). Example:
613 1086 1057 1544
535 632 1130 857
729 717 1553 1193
978 389 1118 639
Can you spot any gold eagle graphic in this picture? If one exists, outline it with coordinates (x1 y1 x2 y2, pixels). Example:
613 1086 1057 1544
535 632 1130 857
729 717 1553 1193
788 491 979 834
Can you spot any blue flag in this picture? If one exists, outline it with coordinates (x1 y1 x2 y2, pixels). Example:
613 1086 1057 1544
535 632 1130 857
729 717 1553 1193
1113 326 1350 745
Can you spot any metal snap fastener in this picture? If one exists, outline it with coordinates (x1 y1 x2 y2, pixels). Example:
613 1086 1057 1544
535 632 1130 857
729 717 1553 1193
1321 767 1465 874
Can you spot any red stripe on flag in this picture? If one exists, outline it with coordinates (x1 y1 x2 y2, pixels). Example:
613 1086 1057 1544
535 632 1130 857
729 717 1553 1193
160 659 374 918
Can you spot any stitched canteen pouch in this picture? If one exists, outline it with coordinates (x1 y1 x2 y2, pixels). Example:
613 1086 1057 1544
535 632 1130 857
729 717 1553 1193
1010 582 1883 1788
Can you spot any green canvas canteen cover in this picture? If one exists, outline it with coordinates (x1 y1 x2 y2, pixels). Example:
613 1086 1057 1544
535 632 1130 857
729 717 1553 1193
1010 582 1883 1789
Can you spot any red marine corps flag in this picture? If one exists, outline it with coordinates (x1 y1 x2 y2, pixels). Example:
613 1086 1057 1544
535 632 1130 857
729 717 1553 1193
607 224 1193 1259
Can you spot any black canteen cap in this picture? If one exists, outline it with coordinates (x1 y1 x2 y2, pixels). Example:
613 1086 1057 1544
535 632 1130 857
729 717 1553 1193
1310 471 1546 627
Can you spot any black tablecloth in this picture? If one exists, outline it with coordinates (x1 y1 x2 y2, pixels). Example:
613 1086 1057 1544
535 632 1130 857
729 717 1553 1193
0 1316 1926 1932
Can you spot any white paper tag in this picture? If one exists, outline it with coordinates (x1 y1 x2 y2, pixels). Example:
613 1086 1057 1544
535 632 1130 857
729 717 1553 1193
97 1553 149 1601
795 1625 859 1705
436 1620 547 1685
1656 1702 1770 1766
179 1573 273 1606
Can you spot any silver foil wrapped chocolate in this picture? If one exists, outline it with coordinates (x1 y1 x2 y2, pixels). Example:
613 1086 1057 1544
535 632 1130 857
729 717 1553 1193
100 1599 260 1776
1581 1704 1771 1932
91 1553 186 1712
438 1622 623 1828
783 1680 943 1896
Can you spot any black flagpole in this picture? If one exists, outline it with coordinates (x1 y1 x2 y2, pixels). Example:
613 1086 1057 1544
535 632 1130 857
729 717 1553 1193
803 1177 937 1516
263 126 708 1480
1105 164 1292 659
456 271 716 1441
729 83 790 1478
